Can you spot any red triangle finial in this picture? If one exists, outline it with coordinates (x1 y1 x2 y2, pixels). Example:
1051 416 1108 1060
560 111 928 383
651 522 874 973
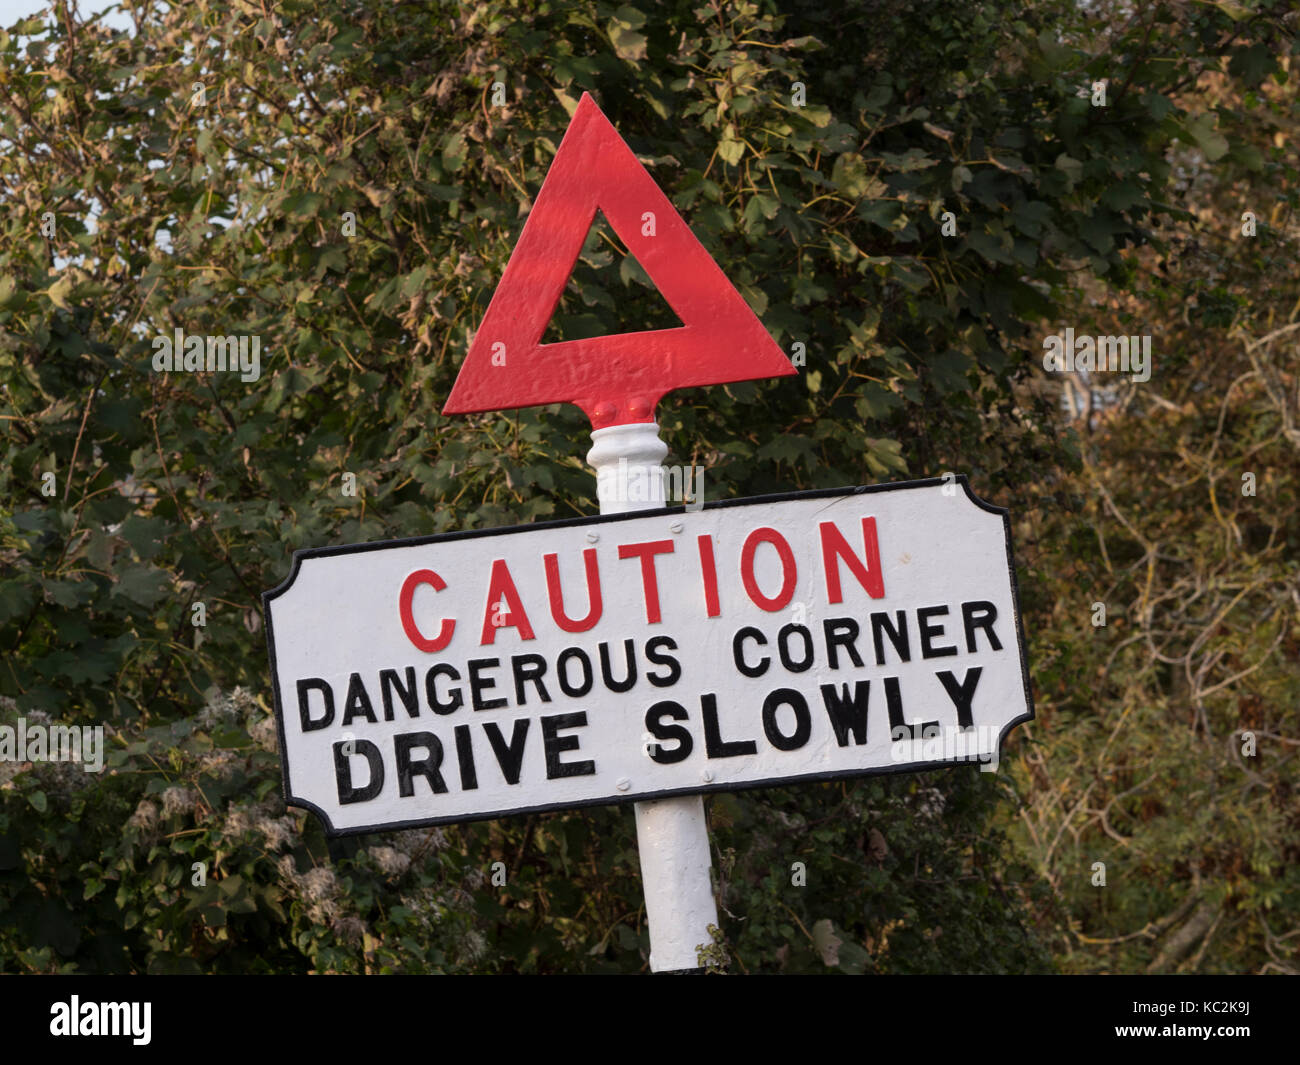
442 93 795 429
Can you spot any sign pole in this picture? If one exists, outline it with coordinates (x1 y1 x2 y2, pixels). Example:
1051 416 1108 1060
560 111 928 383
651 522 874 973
587 420 719 972
436 92 790 973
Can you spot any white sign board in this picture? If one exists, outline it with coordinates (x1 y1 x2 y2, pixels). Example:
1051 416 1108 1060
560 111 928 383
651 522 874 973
264 478 1033 835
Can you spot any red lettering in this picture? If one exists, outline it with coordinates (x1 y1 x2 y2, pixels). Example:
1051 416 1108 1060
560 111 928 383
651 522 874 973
480 559 536 645
544 548 603 633
740 527 797 611
697 534 721 618
617 539 675 624
819 517 884 603
399 569 455 653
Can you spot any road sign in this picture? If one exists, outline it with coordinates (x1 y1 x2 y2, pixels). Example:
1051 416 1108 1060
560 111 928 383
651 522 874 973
265 92 1036 971
264 478 1032 836
441 92 796 430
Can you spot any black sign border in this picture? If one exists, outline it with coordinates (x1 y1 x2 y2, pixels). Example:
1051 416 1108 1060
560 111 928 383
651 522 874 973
262 476 1035 838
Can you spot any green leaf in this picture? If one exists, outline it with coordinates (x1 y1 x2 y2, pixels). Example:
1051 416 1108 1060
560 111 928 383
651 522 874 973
800 105 833 128
1010 199 1053 237
331 27 363 57
927 349 973 394
1100 182 1144 212
837 939 871 974
120 516 166 560
864 437 907 476
0 275 25 309
612 4 646 28
284 192 325 217
878 148 937 173
442 132 467 172
1182 113 1228 162
1228 43 1274 88
113 565 171 608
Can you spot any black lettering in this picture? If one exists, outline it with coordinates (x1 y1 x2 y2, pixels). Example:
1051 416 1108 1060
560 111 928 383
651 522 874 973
511 653 552 706
703 693 758 758
599 639 638 693
822 618 864 670
380 667 419 722
777 624 815 673
645 636 681 688
961 600 1003 653
885 675 938 740
820 681 870 746
454 724 478 790
541 712 595 778
425 663 463 715
645 701 693 764
334 739 383 804
395 732 448 797
936 667 983 729
733 627 770 678
297 678 334 732
762 689 812 751
870 610 911 665
483 718 530 784
556 647 593 697
342 672 378 725
469 657 507 710
917 605 958 658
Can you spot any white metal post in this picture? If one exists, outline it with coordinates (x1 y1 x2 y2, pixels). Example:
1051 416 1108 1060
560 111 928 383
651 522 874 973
587 421 719 972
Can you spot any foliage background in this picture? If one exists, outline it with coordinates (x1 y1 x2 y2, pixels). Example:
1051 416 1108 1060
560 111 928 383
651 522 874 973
0 0 1295 973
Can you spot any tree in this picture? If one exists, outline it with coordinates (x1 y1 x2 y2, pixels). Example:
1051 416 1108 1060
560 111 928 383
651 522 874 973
0 0 1291 972
1009 1 1300 971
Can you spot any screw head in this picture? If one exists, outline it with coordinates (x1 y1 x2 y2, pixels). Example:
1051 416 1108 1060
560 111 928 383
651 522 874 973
669 520 684 533
702 770 714 783
586 532 599 544
616 777 630 792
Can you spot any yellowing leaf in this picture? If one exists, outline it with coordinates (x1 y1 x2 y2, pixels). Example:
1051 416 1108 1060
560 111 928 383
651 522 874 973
46 274 73 310
609 21 647 62
718 136 744 166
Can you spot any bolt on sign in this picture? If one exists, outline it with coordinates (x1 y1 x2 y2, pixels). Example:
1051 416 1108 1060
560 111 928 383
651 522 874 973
264 478 1031 834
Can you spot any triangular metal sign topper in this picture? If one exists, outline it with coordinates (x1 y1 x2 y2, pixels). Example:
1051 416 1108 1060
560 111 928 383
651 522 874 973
442 92 796 429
